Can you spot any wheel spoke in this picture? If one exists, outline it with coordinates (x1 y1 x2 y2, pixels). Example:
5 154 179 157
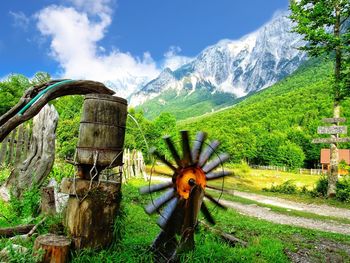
144 189 175 214
181 130 193 166
198 140 220 167
201 201 215 225
206 170 232 181
139 181 173 194
164 136 182 167
150 147 177 172
202 153 230 173
191 131 207 164
204 193 227 210
157 197 179 229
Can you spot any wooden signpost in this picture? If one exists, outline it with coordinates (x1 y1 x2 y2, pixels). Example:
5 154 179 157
312 117 349 197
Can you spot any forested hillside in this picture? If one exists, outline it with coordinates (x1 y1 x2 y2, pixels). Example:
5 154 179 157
1 59 348 169
177 59 350 168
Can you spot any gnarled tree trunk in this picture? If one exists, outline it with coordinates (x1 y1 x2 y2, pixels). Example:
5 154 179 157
0 104 59 200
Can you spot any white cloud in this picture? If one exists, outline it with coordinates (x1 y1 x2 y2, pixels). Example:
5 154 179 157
66 0 114 15
162 46 193 71
35 2 159 97
35 0 193 97
9 11 30 30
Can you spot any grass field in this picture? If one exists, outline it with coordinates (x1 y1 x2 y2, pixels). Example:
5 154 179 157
147 164 320 191
147 164 350 209
1 172 350 262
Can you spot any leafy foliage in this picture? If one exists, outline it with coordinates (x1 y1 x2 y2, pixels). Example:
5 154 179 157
289 0 350 98
310 176 329 198
263 180 298 194
336 176 350 202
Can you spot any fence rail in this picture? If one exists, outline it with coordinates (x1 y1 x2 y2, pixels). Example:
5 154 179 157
250 165 323 175
250 165 287 172
122 148 147 180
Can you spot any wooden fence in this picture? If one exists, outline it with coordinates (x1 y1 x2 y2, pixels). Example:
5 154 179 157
0 124 31 166
122 149 147 180
250 165 323 175
250 165 287 172
299 168 323 175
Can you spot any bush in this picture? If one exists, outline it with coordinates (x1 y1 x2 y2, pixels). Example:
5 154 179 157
10 186 40 221
310 176 328 197
263 180 297 194
336 177 350 202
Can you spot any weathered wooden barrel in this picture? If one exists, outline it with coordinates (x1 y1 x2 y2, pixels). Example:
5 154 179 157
76 94 127 168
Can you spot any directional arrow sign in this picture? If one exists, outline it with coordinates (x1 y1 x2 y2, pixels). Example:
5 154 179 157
322 117 346 123
312 137 350 144
317 126 347 135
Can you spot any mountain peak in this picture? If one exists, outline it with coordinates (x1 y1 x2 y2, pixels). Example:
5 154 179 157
130 11 306 110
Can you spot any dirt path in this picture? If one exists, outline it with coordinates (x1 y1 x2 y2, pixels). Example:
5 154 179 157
233 190 350 219
219 199 350 235
150 176 350 235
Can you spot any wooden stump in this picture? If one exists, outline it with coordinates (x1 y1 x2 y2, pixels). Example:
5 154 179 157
33 234 71 263
60 178 121 249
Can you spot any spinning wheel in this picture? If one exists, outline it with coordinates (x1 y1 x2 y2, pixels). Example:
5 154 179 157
140 130 231 261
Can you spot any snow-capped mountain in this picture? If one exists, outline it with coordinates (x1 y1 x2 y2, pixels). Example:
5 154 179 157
130 12 306 107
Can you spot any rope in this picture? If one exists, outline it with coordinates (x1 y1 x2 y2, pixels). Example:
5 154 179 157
18 79 74 116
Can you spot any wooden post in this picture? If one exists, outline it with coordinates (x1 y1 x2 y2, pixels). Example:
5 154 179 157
312 117 349 197
60 178 121 249
33 234 71 263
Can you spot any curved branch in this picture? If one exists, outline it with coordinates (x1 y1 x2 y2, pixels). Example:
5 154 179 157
0 80 115 142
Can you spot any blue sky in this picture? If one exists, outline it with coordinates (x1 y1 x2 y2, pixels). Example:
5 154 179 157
0 0 289 84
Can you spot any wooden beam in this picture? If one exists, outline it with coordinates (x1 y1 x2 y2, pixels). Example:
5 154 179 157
312 137 350 144
322 117 346 123
317 126 347 134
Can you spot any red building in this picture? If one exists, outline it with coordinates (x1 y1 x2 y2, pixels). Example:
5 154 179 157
320 149 350 175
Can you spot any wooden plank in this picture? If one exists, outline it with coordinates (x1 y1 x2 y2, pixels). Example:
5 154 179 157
0 135 8 165
7 129 17 164
322 117 346 123
15 124 24 164
312 137 350 144
22 125 30 161
317 126 347 134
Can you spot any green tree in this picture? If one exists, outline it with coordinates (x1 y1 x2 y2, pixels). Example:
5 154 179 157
0 75 30 115
290 0 350 100
290 0 350 196
274 142 305 169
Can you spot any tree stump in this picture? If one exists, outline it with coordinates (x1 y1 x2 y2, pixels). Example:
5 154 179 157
60 178 121 249
33 234 71 263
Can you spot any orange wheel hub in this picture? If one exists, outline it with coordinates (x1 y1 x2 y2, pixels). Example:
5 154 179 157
176 167 206 199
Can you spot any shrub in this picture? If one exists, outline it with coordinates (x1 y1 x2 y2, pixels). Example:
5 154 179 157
10 186 40 221
263 180 297 194
336 177 350 202
310 176 328 197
